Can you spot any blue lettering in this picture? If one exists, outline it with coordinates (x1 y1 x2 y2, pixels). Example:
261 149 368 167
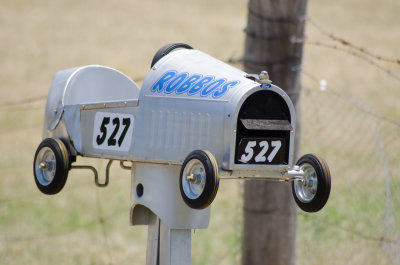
150 71 240 98
165 73 188 94
150 71 177 93
200 79 226 97
176 74 202 95
213 80 240 98
188 76 214 96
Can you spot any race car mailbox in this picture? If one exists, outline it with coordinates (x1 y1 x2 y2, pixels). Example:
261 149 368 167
33 44 331 229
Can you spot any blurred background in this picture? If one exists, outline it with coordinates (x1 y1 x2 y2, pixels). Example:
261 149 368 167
0 0 399 264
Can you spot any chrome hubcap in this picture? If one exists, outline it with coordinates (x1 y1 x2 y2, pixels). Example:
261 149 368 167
35 147 56 186
294 163 318 203
182 159 206 199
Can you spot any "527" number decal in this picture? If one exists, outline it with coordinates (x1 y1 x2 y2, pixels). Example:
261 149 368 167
92 112 134 152
237 138 285 164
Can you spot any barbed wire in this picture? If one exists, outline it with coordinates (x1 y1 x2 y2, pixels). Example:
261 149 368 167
307 18 400 65
302 70 400 127
247 6 307 24
245 6 400 65
226 54 400 127
2 38 399 115
242 13 400 83
305 40 400 82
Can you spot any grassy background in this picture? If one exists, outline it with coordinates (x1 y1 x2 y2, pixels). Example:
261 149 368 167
1 0 399 264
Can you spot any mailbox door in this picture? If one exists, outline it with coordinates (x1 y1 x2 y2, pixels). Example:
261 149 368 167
226 85 296 171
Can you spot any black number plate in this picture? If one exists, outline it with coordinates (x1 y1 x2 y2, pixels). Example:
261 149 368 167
236 138 286 164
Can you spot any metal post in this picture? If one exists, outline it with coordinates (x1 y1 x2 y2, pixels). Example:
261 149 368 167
146 213 160 265
145 213 191 265
159 221 191 265
130 163 209 265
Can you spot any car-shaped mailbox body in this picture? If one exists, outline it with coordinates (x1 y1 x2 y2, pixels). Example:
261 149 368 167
34 44 331 212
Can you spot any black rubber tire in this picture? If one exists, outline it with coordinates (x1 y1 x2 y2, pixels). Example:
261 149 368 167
179 150 219 209
150 43 193 68
292 154 331 212
33 138 71 195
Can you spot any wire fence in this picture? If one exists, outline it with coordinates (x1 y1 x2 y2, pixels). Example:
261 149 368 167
0 18 399 265
297 82 400 265
298 18 400 265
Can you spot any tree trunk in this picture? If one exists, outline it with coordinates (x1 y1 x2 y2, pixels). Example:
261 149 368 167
242 0 307 264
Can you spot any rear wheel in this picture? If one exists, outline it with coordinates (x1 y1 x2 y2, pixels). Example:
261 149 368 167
33 138 71 195
151 43 193 68
292 154 331 212
179 150 219 209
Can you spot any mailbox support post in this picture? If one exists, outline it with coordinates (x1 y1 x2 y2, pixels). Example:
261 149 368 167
146 213 191 265
130 163 210 265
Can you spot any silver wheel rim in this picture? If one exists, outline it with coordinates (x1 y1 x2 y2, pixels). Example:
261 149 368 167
181 159 206 200
294 163 318 203
35 147 56 186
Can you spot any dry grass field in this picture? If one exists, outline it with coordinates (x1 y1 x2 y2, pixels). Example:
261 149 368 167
1 0 399 264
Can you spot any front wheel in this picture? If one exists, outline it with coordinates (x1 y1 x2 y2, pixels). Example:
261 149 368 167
33 138 71 195
179 150 219 209
292 154 331 212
